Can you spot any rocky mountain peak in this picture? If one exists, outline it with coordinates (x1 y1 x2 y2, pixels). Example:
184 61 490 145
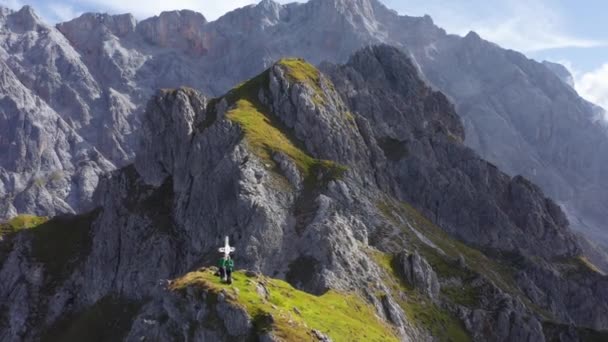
257 0 282 12
136 88 207 186
136 10 207 53
151 9 207 25
251 0 285 25
211 1 287 34
58 12 136 40
308 0 378 24
314 0 375 12
463 30 483 43
265 58 372 168
5 5 45 31
15 5 38 19
336 44 466 142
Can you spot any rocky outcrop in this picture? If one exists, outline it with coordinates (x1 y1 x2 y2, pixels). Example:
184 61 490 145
323 45 581 259
0 54 114 217
137 10 208 54
398 251 440 300
515 257 608 330
458 283 546 342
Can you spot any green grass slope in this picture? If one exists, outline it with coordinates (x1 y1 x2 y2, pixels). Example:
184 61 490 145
170 268 400 342
222 61 347 186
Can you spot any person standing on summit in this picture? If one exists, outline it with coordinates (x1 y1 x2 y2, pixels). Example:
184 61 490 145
217 254 234 284
224 255 234 284
218 255 227 280
217 236 236 284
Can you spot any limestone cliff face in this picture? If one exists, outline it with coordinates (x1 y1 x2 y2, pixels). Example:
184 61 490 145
323 46 580 259
0 54 114 218
0 7 120 217
1 50 606 342
2 0 608 252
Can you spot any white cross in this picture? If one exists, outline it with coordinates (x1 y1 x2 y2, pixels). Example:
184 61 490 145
218 236 235 258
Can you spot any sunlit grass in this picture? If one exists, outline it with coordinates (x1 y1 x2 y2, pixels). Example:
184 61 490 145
171 268 400 342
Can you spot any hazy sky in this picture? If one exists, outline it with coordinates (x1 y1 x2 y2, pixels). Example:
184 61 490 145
1 0 606 108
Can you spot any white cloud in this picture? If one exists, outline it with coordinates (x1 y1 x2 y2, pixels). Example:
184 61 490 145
0 0 22 10
576 64 608 114
558 60 608 120
472 17 605 52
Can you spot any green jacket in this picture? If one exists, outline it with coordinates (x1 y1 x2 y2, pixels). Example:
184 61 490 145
218 258 234 271
225 259 234 271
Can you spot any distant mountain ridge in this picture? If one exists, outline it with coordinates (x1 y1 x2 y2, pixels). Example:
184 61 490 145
0 0 606 244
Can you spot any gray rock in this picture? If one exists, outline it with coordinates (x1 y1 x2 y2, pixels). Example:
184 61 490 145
217 300 252 337
312 329 333 342
452 275 546 342
324 45 581 259
379 294 408 334
256 282 270 301
272 151 303 191
259 332 281 342
398 251 440 300
0 54 114 217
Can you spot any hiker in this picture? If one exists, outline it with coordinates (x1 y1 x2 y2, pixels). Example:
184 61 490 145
225 255 234 284
216 236 236 284
217 255 227 280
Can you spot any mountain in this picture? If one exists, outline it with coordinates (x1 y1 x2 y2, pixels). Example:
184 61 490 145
2 46 607 342
0 6 118 217
0 0 606 250
1 1 608 339
410 31 608 248
0 7 115 218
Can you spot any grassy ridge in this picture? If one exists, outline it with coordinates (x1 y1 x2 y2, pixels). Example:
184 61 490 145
223 62 346 185
277 58 329 105
171 269 400 342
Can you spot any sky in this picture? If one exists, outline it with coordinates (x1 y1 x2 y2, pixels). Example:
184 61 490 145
1 0 607 109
